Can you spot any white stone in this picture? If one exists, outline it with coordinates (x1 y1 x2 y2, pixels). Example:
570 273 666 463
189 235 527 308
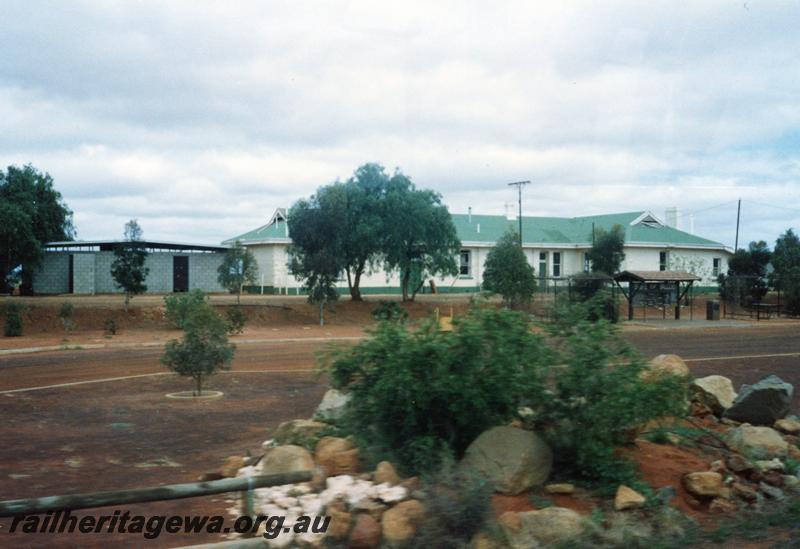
274 496 299 509
376 485 407 503
756 459 785 472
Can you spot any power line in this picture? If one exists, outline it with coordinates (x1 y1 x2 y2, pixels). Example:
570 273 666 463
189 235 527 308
742 199 800 215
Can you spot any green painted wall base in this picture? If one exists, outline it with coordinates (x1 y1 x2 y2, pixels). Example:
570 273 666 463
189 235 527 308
242 285 481 296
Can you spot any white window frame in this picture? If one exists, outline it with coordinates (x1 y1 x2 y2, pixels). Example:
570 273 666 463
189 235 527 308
712 257 721 277
553 252 562 277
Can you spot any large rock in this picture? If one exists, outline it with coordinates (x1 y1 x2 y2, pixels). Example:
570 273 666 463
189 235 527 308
315 436 360 476
381 499 425 543
727 425 789 460
614 485 646 510
683 472 723 498
723 375 794 425
644 354 690 381
504 507 584 548
258 445 315 475
272 419 328 445
374 461 401 486
775 417 800 435
691 375 737 415
348 513 382 549
461 426 552 495
315 389 351 422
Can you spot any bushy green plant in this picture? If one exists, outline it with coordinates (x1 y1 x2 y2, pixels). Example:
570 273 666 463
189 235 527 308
538 296 689 488
327 307 552 474
404 462 494 549
59 301 76 331
161 304 235 395
104 316 117 336
3 302 23 336
225 306 247 335
371 300 408 322
482 229 536 308
164 289 208 329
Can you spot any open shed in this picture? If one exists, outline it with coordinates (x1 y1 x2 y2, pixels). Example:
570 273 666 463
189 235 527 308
614 270 701 321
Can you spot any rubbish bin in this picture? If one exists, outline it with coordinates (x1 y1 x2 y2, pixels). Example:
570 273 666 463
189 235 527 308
706 300 720 320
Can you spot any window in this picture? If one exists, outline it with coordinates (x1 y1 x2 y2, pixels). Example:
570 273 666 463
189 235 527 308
553 252 561 277
538 252 547 278
713 257 721 277
583 252 591 273
459 250 471 277
659 251 668 271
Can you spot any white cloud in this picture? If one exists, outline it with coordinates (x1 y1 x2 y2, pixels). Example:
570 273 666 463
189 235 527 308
1 0 799 248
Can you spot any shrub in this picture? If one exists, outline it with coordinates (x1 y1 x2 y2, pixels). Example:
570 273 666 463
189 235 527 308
104 316 117 336
405 462 494 549
326 307 551 474
161 304 235 395
225 306 247 335
538 297 689 488
3 303 23 336
59 302 76 331
482 229 537 308
164 289 208 329
371 300 408 322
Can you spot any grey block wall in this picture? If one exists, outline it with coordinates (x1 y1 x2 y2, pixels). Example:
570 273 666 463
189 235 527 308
72 254 96 294
32 253 70 294
33 250 227 295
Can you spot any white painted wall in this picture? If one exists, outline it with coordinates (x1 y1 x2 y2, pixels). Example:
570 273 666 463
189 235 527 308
244 242 730 293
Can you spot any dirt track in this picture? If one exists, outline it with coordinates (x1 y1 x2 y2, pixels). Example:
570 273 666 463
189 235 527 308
1 322 799 547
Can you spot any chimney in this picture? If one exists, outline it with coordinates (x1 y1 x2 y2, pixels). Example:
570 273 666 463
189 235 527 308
664 207 679 229
505 202 516 220
477 223 481 234
468 206 472 224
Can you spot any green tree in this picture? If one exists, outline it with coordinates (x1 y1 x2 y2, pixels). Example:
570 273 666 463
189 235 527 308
770 229 800 290
162 304 235 396
382 176 461 301
0 164 75 293
287 198 342 326
217 240 258 303
718 240 771 304
586 224 626 275
339 164 389 301
482 229 536 308
111 220 149 312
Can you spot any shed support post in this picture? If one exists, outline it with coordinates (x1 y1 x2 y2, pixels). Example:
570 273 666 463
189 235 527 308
675 282 681 319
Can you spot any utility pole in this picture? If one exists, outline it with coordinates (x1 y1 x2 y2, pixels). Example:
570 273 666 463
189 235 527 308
507 180 530 246
734 199 741 251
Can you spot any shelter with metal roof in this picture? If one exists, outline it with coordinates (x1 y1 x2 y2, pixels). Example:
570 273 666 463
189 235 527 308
614 270 701 320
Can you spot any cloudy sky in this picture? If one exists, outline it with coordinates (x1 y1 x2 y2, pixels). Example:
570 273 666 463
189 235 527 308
2 1 799 248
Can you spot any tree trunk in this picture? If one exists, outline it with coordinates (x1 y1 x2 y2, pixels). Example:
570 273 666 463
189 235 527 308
401 269 410 302
319 301 324 327
124 294 130 313
237 283 242 304
350 268 363 301
195 374 203 396
410 279 425 302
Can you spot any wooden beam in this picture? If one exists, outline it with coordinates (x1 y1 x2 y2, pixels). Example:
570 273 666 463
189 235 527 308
0 471 312 517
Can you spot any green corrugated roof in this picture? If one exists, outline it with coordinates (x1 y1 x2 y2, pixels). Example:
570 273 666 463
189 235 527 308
225 210 726 249
454 211 725 248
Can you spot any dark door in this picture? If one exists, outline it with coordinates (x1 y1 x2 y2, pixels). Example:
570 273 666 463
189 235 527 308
173 256 189 292
68 254 74 294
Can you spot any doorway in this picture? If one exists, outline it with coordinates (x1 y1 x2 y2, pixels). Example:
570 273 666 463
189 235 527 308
173 256 189 292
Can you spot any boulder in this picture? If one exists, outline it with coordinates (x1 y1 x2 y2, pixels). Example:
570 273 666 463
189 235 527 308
381 499 425 543
272 419 328 444
348 513 382 549
732 482 758 501
775 417 800 435
326 503 352 540
219 455 245 478
614 485 646 510
725 454 754 473
727 425 789 460
460 426 552 495
545 483 575 495
691 375 737 414
723 375 794 425
644 354 690 381
505 507 584 548
258 445 315 476
315 389 351 422
374 461 401 486
709 498 737 514
315 437 360 476
683 472 723 498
